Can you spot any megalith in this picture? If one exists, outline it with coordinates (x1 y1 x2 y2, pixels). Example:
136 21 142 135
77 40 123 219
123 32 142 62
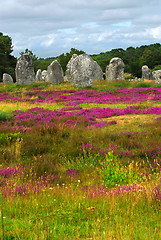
2 73 14 83
142 65 153 80
15 54 35 85
152 70 161 83
66 54 103 88
35 69 42 82
46 60 64 84
42 70 48 82
106 57 125 81
65 54 78 82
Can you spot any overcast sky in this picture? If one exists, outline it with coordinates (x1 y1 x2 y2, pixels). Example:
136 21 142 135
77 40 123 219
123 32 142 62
1 0 161 58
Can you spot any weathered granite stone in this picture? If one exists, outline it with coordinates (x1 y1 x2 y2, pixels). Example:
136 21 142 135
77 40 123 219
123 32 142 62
42 70 48 81
106 57 125 81
65 54 78 82
152 70 161 83
15 54 35 85
46 60 64 84
63 75 69 82
35 69 42 82
2 73 13 83
93 60 104 81
142 65 153 80
66 54 103 87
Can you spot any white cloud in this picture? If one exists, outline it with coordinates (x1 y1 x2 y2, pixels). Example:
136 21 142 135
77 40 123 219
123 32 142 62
97 32 114 42
148 26 161 39
0 0 161 58
40 34 57 47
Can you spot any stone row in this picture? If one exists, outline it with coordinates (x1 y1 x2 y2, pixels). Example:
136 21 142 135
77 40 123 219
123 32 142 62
2 54 161 87
142 65 161 83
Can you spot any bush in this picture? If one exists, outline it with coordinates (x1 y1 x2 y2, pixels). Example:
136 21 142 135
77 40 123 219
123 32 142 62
152 65 161 71
0 111 12 121
99 152 141 187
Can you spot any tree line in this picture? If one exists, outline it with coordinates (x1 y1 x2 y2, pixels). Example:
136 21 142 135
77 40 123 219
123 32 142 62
92 44 161 77
0 32 17 80
1 32 161 81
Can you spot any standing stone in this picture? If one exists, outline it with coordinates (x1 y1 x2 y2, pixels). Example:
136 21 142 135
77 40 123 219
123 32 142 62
66 54 103 88
35 69 42 82
93 60 104 81
142 65 153 80
106 57 125 81
15 54 35 85
46 60 64 84
65 54 78 82
63 75 69 82
42 70 48 82
2 73 13 83
152 70 161 83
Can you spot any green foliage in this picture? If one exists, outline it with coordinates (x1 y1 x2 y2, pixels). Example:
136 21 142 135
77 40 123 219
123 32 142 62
6 84 22 92
152 65 161 71
133 82 151 88
0 32 16 80
0 111 12 121
34 57 55 72
139 45 161 69
0 132 22 145
65 153 103 172
99 152 141 187
92 43 161 77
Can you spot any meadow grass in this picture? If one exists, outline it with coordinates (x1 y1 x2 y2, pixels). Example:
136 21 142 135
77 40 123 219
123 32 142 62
1 184 160 240
0 80 160 239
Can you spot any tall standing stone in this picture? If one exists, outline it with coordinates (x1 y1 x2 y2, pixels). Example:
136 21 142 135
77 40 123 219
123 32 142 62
65 54 78 82
46 60 64 84
65 54 103 88
142 65 153 80
2 73 13 83
35 69 42 82
15 54 35 85
42 70 48 82
106 57 125 81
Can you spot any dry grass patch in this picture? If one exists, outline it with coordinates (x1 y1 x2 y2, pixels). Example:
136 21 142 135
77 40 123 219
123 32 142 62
96 114 161 133
106 114 156 126
0 102 65 113
143 79 155 84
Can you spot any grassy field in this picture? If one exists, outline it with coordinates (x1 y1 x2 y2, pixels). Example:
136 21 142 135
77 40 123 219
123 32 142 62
0 80 160 239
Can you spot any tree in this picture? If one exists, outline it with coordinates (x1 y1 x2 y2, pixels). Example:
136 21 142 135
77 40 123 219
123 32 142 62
139 49 155 69
0 32 16 80
20 48 38 62
34 58 55 72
